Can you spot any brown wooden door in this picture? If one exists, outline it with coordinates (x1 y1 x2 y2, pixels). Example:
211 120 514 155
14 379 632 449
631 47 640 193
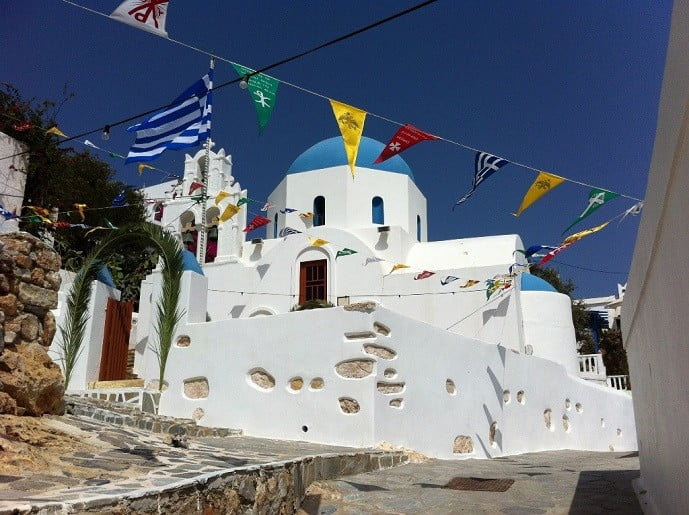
299 259 327 304
99 298 133 381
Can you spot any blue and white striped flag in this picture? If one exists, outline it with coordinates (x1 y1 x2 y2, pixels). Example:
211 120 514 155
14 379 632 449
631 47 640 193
454 152 509 206
279 227 301 237
125 70 213 164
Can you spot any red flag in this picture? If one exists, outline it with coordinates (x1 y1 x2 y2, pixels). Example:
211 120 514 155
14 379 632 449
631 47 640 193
374 124 438 163
188 181 204 195
535 242 573 267
413 270 435 280
11 122 35 132
243 215 271 233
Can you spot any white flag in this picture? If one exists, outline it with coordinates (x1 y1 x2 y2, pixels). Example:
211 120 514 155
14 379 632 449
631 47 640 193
110 0 170 38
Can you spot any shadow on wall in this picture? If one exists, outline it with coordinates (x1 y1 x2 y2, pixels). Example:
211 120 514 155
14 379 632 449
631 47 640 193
482 296 510 325
569 467 641 512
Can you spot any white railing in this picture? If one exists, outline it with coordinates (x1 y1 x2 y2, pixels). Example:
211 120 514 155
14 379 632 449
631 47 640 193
578 353 606 380
607 375 631 391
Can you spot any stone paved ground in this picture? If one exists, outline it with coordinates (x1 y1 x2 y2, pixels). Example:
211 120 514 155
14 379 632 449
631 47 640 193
299 450 642 514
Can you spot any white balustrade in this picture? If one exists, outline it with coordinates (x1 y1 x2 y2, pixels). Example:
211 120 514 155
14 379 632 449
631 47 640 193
578 353 607 380
607 375 631 391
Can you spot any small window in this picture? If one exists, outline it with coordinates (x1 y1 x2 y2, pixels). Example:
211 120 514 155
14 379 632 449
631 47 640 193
299 259 327 304
372 196 384 224
273 213 278 238
417 215 422 241
313 196 325 226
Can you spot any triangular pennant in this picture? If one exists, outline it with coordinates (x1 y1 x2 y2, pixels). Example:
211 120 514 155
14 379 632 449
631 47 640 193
336 248 357 259
72 203 87 222
330 100 366 178
619 201 643 224
110 0 169 38
46 126 67 137
414 270 435 280
188 181 204 195
243 215 271 233
138 163 155 175
11 122 34 132
460 279 480 288
232 64 279 135
441 276 459 286
219 204 240 222
261 202 273 212
375 124 437 163
279 227 301 237
364 257 384 266
84 139 100 150
455 152 510 206
215 191 230 205
237 197 250 207
513 172 565 217
563 188 619 234
111 190 128 207
300 212 314 218
388 263 409 275
562 221 610 245
309 237 329 247
280 208 297 214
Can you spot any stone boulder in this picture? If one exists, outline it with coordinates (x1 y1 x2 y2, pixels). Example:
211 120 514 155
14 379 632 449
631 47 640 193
0 232 64 415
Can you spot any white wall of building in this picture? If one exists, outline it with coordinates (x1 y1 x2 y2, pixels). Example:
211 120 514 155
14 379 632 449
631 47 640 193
623 1 689 512
0 132 28 234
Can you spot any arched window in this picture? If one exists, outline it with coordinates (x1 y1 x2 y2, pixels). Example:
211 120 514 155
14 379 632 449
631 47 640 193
273 213 278 238
417 215 422 241
372 196 384 224
313 196 325 226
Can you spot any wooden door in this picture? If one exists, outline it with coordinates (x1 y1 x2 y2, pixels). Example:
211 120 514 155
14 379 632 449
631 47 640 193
299 259 327 304
99 298 133 381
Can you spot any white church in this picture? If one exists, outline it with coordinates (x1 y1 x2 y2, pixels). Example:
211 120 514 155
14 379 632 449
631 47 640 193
65 136 637 459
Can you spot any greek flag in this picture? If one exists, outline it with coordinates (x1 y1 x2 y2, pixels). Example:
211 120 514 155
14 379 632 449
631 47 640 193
454 152 509 206
125 70 212 163
279 227 301 237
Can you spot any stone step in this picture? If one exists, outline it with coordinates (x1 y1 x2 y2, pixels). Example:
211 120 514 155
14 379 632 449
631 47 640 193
87 379 145 389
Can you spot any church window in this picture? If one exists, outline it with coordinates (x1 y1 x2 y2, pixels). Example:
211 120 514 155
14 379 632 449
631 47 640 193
313 196 325 226
273 213 278 238
417 215 422 241
299 259 327 304
372 196 384 224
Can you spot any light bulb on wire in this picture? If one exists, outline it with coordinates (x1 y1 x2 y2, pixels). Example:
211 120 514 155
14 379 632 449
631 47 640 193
101 125 111 141
239 75 250 89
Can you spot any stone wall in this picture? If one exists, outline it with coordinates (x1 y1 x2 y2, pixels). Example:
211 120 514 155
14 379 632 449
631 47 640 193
0 232 64 415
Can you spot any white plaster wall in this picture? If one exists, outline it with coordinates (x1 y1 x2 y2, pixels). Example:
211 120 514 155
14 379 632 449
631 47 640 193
0 132 28 234
50 280 120 390
521 291 579 376
623 2 689 512
154 302 636 460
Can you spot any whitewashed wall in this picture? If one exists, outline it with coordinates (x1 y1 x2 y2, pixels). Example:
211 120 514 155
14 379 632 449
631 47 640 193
0 132 28 234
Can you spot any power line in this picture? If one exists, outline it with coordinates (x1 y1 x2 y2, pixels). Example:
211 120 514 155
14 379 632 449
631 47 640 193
549 260 628 275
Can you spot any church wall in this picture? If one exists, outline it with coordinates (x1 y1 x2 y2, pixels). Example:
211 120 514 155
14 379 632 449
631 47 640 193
154 302 636 460
0 132 28 234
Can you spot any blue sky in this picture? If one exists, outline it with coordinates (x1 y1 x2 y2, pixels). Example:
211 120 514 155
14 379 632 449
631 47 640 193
2 1 672 298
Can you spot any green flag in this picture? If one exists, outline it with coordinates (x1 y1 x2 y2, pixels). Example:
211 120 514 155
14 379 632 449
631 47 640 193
336 248 358 259
562 188 619 235
104 218 118 230
237 197 250 207
232 63 279 135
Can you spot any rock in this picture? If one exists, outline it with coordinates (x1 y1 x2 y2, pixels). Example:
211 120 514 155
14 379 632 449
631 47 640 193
0 343 65 416
0 274 9 293
18 282 58 310
34 250 61 272
0 391 17 415
44 271 61 290
42 311 56 347
0 293 18 316
30 267 45 286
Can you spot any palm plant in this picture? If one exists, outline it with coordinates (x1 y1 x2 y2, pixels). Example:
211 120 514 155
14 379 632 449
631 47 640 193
58 223 184 391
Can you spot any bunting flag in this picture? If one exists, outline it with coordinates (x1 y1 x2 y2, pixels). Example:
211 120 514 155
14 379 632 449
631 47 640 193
522 245 558 258
54 220 71 230
460 279 480 288
300 212 314 219
363 256 384 266
188 181 204 195
125 70 212 163
508 263 530 276
414 270 435 280
562 221 610 245
25 206 51 223
455 152 510 206
237 198 250 207
11 122 34 132
513 172 565 217
138 163 155 175
104 218 118 230
219 203 240 222
46 126 67 137
279 227 301 237
215 191 230 205
280 208 297 214
73 203 87 222
375 124 438 163
620 201 643 223
330 100 366 178
336 248 358 259
109 151 126 159
388 263 409 275
0 207 15 220
261 202 273 212
486 275 513 299
110 0 170 38
440 276 459 286
243 215 271 233
534 243 573 267
232 64 280 134
84 139 100 150
562 188 619 235
309 237 329 247
111 191 128 207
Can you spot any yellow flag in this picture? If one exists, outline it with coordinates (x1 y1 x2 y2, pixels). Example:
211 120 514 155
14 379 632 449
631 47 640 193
513 172 565 217
215 191 231 205
460 279 480 288
73 203 87 222
219 203 240 222
330 99 366 178
138 164 155 175
309 237 329 247
389 263 410 275
563 221 610 245
45 126 67 137
300 212 314 218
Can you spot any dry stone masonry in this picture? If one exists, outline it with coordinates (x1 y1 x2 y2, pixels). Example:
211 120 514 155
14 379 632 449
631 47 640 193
0 232 64 416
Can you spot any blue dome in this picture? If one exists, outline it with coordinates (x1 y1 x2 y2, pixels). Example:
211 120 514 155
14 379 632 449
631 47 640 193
287 136 415 180
521 273 557 293
182 249 204 276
